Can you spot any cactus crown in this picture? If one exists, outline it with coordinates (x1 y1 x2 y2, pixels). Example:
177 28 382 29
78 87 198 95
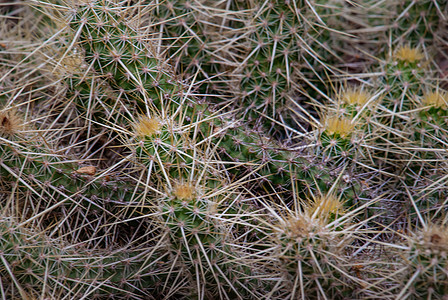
173 181 196 200
0 109 24 137
307 194 345 220
393 45 424 63
419 225 448 252
341 88 372 106
134 115 162 137
324 115 355 138
421 90 448 109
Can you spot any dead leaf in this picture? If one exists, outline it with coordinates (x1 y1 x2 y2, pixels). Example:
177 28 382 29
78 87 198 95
74 166 96 176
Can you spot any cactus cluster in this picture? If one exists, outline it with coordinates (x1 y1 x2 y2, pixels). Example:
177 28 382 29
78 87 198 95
398 223 448 298
1 0 448 299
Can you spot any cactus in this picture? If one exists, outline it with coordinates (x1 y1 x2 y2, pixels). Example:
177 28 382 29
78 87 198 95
0 215 164 299
146 177 260 298
359 45 429 178
375 47 447 223
252 193 373 299
61 0 361 200
391 0 447 46
0 105 148 246
149 0 392 134
153 0 238 85
403 89 448 220
414 90 448 157
394 223 448 299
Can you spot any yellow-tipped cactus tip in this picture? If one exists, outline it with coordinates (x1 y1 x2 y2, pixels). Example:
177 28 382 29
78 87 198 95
394 46 424 63
134 115 161 137
422 91 448 109
173 182 195 200
324 116 355 138
0 109 24 137
341 88 371 106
